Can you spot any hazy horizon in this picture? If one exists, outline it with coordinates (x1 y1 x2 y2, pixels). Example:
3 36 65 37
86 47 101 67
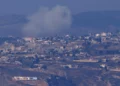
0 0 120 15
0 0 120 37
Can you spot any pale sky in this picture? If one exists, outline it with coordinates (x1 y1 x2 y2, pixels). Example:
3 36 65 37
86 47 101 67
0 0 120 15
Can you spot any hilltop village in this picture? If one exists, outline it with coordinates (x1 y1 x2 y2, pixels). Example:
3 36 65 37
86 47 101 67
1 32 120 86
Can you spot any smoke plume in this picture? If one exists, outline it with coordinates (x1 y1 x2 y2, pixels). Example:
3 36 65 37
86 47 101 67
23 5 72 36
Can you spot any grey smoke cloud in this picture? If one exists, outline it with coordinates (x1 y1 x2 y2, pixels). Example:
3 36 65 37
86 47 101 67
23 5 72 36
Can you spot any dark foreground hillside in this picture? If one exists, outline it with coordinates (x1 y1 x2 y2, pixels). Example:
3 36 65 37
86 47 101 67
0 64 120 86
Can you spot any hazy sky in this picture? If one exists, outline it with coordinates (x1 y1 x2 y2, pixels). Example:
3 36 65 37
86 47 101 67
0 0 120 15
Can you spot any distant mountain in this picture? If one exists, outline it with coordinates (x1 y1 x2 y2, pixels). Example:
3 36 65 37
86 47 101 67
0 11 120 36
0 14 27 36
0 14 27 26
72 11 120 35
